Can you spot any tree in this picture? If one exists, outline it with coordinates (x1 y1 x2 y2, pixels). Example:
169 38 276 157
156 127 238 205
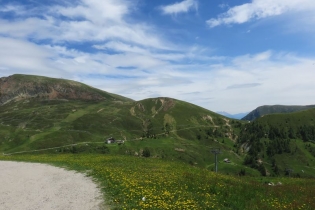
142 147 151 157
273 164 280 175
258 164 266 176
143 119 153 138
239 169 246 176
288 127 296 139
164 123 171 135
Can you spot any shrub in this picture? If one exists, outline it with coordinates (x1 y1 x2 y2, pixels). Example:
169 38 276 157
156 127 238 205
142 147 151 157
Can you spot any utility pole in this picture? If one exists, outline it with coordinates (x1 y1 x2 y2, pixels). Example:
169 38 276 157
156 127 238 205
211 148 221 173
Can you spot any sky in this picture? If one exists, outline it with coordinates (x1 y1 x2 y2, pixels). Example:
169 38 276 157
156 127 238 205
0 0 314 114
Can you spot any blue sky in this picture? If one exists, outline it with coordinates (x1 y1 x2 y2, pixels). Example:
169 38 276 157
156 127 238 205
0 0 314 114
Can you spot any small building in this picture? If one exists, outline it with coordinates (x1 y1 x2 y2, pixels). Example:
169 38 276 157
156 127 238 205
223 158 231 163
106 137 115 144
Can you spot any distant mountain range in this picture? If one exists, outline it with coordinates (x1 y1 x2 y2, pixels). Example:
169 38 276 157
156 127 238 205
216 111 249 120
242 105 315 121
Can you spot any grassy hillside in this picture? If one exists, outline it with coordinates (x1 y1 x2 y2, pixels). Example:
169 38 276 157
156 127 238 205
242 105 315 121
0 94 247 174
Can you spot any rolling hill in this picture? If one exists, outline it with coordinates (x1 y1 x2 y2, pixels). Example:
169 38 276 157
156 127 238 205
0 74 131 105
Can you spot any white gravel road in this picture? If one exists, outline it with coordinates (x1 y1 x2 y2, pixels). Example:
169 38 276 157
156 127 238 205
0 161 105 210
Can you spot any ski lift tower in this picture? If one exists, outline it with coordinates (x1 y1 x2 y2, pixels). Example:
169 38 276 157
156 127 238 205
211 148 222 173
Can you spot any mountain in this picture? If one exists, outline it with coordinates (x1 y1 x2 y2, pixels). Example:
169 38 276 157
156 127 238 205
242 105 315 121
0 74 249 173
0 74 132 105
217 111 248 119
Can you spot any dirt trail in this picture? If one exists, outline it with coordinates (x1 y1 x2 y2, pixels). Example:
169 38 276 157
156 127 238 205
0 161 106 210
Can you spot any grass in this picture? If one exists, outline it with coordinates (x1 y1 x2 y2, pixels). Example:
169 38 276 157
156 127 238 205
1 154 315 210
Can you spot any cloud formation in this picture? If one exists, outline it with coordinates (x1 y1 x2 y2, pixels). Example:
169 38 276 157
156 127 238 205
0 1 168 50
160 0 198 15
207 0 315 27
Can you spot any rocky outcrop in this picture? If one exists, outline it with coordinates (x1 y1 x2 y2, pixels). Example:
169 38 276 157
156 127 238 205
0 75 108 105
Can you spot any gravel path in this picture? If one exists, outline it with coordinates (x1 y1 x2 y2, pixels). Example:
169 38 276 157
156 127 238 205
0 161 105 210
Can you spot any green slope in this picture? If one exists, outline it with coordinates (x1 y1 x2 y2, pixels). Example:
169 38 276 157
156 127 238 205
242 104 315 121
0 94 248 174
238 108 315 177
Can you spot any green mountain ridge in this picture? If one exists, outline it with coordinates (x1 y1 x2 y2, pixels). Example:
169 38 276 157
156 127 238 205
242 105 315 121
238 108 315 177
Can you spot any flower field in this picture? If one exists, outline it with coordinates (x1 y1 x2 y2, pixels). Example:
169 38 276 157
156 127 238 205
1 154 315 210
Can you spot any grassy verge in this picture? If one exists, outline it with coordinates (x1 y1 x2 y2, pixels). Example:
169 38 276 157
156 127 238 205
1 154 315 210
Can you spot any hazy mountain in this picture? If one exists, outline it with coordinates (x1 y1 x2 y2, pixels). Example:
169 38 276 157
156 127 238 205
217 111 249 119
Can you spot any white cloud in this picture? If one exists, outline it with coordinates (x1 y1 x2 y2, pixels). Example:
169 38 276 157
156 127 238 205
0 1 171 50
104 53 167 70
93 41 207 64
53 0 129 24
0 37 56 76
118 51 315 113
93 41 147 54
205 52 315 113
0 4 25 13
49 1 171 49
207 0 315 27
160 0 198 15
